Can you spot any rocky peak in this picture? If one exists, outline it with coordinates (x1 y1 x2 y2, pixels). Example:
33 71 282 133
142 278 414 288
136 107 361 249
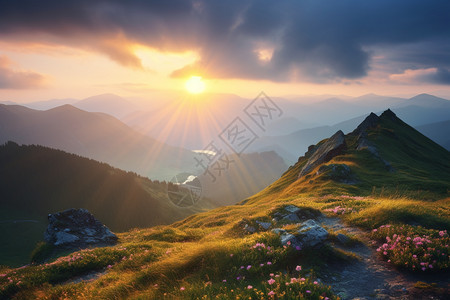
351 112 380 136
298 130 346 178
380 108 399 121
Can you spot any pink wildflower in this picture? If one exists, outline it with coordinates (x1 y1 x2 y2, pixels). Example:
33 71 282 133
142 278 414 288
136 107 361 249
268 278 276 285
295 265 302 271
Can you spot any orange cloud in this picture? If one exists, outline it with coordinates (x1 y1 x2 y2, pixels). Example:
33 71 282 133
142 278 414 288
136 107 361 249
0 55 47 89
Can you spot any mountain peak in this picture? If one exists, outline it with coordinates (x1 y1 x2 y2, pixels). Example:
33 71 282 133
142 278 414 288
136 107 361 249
351 112 380 135
380 108 398 120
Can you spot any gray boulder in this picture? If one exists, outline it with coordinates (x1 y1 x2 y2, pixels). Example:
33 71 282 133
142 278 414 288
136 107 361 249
284 205 301 214
297 219 329 247
280 233 301 248
256 220 271 230
299 130 347 178
282 213 301 223
273 219 329 249
44 208 117 248
244 224 256 233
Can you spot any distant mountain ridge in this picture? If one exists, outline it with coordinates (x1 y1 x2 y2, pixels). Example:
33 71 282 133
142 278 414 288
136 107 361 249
0 103 196 180
0 103 289 205
249 94 450 163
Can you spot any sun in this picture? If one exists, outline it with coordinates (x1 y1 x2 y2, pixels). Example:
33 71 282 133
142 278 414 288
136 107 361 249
185 76 206 94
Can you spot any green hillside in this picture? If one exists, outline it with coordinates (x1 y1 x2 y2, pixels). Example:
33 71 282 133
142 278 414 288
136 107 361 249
249 109 450 202
0 142 214 267
1 111 449 299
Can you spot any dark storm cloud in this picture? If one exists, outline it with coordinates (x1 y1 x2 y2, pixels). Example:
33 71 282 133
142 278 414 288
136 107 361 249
0 0 449 83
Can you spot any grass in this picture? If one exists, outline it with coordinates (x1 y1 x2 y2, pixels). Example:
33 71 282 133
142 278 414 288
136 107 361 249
1 111 449 298
1 192 447 299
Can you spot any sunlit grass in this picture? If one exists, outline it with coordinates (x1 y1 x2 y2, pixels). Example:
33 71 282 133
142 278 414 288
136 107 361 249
1 193 449 299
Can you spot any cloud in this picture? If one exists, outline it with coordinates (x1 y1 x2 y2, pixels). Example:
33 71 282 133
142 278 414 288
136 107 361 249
390 68 450 85
0 56 46 89
0 0 449 84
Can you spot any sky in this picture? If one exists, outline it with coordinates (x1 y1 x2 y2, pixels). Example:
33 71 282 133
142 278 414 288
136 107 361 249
0 0 450 102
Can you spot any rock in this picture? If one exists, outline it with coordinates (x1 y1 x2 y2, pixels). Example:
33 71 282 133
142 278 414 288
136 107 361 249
274 219 328 249
280 233 301 248
271 228 287 235
255 220 271 230
284 205 301 214
244 224 256 233
44 208 117 248
337 233 350 244
282 213 301 223
54 231 79 246
351 112 380 136
317 163 356 183
297 219 329 248
299 130 347 178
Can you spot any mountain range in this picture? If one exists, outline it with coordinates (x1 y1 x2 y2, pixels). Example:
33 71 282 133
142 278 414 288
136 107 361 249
1 109 448 299
0 103 288 205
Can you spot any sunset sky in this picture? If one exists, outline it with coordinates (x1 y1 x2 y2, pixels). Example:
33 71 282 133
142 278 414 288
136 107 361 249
1 0 450 102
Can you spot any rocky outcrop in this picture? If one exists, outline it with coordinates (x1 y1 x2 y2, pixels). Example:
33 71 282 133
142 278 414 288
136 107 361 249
351 112 380 136
272 205 322 223
272 219 329 249
353 111 394 172
316 163 356 184
235 205 329 248
298 130 346 178
44 208 117 248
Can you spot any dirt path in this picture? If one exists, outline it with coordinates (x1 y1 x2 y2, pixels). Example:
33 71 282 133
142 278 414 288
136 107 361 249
319 216 449 300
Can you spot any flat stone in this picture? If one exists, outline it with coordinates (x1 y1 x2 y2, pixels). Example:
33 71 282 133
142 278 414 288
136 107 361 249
255 220 271 230
297 219 328 248
299 219 319 228
280 233 302 248
282 213 301 223
284 205 301 214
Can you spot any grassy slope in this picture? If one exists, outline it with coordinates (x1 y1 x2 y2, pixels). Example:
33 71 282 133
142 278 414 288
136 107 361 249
0 142 215 267
1 112 449 299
